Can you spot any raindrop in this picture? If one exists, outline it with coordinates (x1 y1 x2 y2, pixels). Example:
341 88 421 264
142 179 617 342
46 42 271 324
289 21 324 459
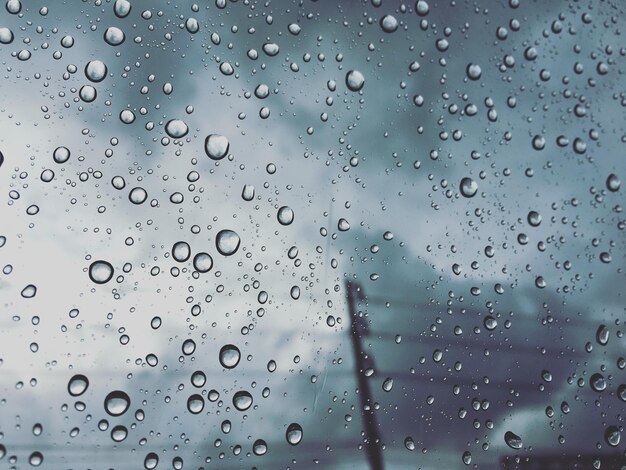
110 425 127 442
165 119 189 138
380 15 399 33
120 109 136 124
85 60 107 82
232 390 253 411
527 211 542 227
104 390 130 416
596 324 609 346
29 451 43 466
345 70 365 92
79 86 97 103
104 27 125 46
21 284 37 298
219 344 241 369
590 373 606 392
0 27 14 44
277 206 294 225
172 241 191 262
466 63 482 80
382 377 393 392
606 173 620 192
605 426 621 447
53 146 71 164
204 134 229 160
216 230 240 256
182 339 196 355
128 187 147 204
68 374 89 397
286 423 303 445
253 439 267 456
187 394 205 414
242 184 255 201
114 0 132 18
89 260 114 284
460 177 478 198
144 452 159 470
504 431 522 449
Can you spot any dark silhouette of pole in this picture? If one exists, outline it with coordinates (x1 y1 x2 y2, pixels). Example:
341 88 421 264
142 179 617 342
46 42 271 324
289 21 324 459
345 280 384 470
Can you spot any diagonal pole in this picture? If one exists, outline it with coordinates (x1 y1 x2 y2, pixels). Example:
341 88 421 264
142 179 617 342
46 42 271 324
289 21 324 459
345 280 384 470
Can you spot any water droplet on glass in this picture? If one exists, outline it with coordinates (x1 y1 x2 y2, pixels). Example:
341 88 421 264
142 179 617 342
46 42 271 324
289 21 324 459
114 0 131 18
79 85 97 103
172 241 191 262
128 187 147 204
219 344 241 369
590 373 606 392
144 452 159 470
53 146 71 164
187 394 205 414
527 211 542 227
606 173 620 192
466 63 482 80
286 423 303 445
193 252 213 273
68 374 89 397
89 260 114 284
0 27 14 44
21 284 37 298
165 119 189 138
85 60 107 82
380 15 399 33
232 390 253 411
28 451 43 466
242 184 255 201
253 439 267 455
120 109 136 124
182 339 196 355
504 431 522 449
104 390 130 416
110 425 127 442
596 324 609 345
460 177 478 198
605 426 621 447
382 377 393 392
204 134 229 160
104 27 125 46
345 70 365 92
215 229 240 256
277 206 294 225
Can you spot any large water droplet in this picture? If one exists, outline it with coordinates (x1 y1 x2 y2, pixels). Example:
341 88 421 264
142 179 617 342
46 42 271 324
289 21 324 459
204 134 229 160
172 241 191 262
606 173 621 192
68 374 89 397
187 394 205 414
286 423 303 445
113 0 131 18
460 177 478 198
193 252 213 273
345 70 365 92
219 344 241 369
277 206 294 225
53 146 71 164
165 119 189 138
216 229 240 256
504 431 522 449
605 426 621 447
104 27 125 46
28 451 43 466
89 260 114 284
253 439 267 455
380 15 399 33
85 60 107 82
144 452 159 470
128 187 147 204
232 390 253 411
104 390 130 416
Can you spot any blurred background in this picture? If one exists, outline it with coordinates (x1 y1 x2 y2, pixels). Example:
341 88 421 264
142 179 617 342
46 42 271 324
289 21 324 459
0 0 624 468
